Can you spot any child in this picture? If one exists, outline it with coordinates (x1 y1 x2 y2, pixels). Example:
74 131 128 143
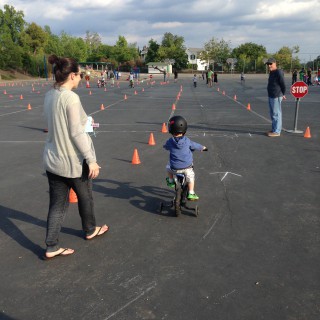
129 72 134 88
163 115 207 201
109 71 115 87
193 74 197 87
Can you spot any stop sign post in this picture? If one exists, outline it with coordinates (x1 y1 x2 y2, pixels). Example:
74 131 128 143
287 81 309 133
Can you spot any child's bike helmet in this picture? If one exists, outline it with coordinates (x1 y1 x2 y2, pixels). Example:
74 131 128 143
168 115 188 135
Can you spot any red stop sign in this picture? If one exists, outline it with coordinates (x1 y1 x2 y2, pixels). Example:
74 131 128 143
291 81 308 98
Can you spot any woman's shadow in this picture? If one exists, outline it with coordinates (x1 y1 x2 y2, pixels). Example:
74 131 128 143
0 205 82 259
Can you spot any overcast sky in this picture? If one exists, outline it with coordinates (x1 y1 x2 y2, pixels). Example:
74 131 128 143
1 0 319 61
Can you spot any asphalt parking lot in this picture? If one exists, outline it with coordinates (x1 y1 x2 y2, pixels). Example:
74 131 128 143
0 73 319 320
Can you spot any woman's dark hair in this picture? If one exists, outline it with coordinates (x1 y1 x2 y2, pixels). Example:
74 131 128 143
48 55 79 86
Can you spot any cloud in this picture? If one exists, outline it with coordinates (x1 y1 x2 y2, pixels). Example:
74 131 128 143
0 0 319 59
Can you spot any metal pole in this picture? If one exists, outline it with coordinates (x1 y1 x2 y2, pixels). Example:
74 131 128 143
293 98 300 131
287 98 303 133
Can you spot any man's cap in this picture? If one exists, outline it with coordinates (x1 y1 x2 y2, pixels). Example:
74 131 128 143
266 57 276 64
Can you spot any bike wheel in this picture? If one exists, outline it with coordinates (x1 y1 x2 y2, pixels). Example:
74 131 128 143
195 205 199 217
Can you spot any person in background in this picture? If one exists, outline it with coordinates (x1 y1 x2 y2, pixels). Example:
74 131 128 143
43 55 109 260
193 74 197 87
307 67 312 86
292 69 297 84
265 57 286 137
213 72 218 84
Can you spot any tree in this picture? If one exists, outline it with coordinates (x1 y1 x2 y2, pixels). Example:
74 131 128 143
274 46 300 71
200 37 232 70
0 5 25 44
0 4 25 69
44 25 63 57
232 42 267 72
59 32 87 61
158 32 188 69
84 30 102 56
145 39 160 63
112 35 139 64
20 22 48 55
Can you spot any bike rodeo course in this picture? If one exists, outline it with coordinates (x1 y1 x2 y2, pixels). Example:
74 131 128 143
0 73 319 320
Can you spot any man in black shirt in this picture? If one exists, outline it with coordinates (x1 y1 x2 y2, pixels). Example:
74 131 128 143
266 58 286 137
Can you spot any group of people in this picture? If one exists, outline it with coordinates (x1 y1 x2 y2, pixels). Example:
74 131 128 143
192 70 218 87
292 67 320 86
42 54 292 259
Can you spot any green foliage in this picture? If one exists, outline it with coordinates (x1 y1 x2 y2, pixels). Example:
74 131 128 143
112 35 139 63
59 32 87 61
0 5 25 44
20 22 49 55
274 46 300 71
145 34 188 70
159 33 188 69
145 39 160 63
201 37 232 65
231 42 267 72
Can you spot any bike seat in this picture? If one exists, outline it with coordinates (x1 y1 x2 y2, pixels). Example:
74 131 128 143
175 173 186 184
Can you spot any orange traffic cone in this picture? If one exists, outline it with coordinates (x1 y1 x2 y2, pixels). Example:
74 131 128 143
148 133 156 145
234 95 237 100
100 104 105 110
142 88 145 92
304 126 311 138
131 148 141 164
247 103 251 110
161 123 168 133
27 103 32 110
217 88 220 92
124 94 127 100
20 94 23 100
69 188 78 203
89 91 92 95
222 91 225 95
172 103 176 110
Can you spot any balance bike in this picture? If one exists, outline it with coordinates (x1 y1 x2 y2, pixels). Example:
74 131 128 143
159 172 199 217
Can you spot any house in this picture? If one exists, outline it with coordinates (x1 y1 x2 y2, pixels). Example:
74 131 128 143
186 48 208 71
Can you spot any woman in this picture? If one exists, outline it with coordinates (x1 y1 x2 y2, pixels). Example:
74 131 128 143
43 55 108 260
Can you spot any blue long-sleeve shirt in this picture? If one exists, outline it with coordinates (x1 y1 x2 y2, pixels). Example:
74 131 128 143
267 69 286 98
163 136 204 170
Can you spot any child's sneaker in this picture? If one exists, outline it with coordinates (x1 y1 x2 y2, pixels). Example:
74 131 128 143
166 178 175 188
187 193 199 201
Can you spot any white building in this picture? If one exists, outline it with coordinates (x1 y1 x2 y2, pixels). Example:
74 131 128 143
186 48 208 71
140 46 208 71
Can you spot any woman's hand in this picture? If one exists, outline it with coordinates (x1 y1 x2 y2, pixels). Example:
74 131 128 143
88 162 101 179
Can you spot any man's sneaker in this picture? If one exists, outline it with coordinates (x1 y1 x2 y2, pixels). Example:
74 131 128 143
187 193 199 201
166 178 175 188
267 131 281 137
